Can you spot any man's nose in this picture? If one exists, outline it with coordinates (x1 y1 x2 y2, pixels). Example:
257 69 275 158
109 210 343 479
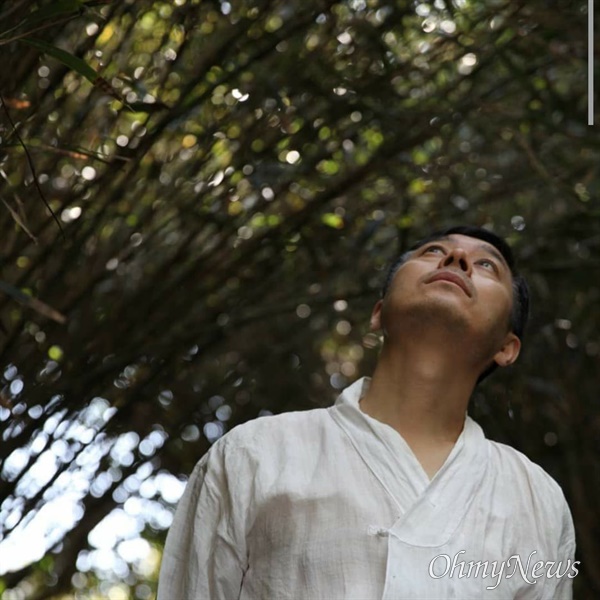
439 248 472 274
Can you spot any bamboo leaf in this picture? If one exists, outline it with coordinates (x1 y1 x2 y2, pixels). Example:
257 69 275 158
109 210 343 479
21 37 99 83
22 38 128 105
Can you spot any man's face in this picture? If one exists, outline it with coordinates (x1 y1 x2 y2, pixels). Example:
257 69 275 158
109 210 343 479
372 234 520 366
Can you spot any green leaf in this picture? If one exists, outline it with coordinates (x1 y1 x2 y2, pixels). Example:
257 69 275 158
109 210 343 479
48 346 64 361
21 37 98 83
409 178 427 194
321 213 344 229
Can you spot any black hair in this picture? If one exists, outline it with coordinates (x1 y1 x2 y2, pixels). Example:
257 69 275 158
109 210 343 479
380 225 530 383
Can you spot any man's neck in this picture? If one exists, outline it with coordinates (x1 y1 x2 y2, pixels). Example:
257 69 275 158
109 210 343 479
359 340 478 479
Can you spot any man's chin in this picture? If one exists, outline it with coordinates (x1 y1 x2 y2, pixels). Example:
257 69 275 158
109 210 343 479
385 303 473 335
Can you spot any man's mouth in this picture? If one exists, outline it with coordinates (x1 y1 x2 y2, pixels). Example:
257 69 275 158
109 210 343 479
427 271 472 297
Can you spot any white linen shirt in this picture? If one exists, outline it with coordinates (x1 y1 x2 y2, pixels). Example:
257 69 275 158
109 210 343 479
158 377 576 600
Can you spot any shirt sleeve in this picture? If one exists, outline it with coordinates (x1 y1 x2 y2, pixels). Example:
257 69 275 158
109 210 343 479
544 498 577 600
157 439 249 600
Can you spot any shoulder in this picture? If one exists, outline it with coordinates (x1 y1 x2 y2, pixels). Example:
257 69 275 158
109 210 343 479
203 407 330 466
487 439 569 513
192 407 332 500
225 406 330 447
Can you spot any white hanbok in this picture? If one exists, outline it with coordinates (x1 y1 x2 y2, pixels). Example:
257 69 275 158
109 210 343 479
158 377 576 599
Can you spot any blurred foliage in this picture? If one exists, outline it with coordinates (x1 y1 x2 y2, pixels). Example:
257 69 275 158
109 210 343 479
0 0 598 598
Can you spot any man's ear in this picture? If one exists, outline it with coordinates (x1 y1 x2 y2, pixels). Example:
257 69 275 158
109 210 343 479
370 299 383 331
493 332 521 367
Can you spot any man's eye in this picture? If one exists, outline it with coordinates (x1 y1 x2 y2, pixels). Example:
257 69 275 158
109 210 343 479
424 245 444 254
478 259 496 270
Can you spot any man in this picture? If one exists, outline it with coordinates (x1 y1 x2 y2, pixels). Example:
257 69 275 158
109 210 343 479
158 225 577 599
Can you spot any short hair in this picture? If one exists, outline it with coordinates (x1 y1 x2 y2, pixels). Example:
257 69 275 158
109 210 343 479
380 225 530 383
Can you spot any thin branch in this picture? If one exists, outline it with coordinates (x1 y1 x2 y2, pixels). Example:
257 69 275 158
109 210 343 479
0 94 65 239
0 195 37 243
0 15 81 46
